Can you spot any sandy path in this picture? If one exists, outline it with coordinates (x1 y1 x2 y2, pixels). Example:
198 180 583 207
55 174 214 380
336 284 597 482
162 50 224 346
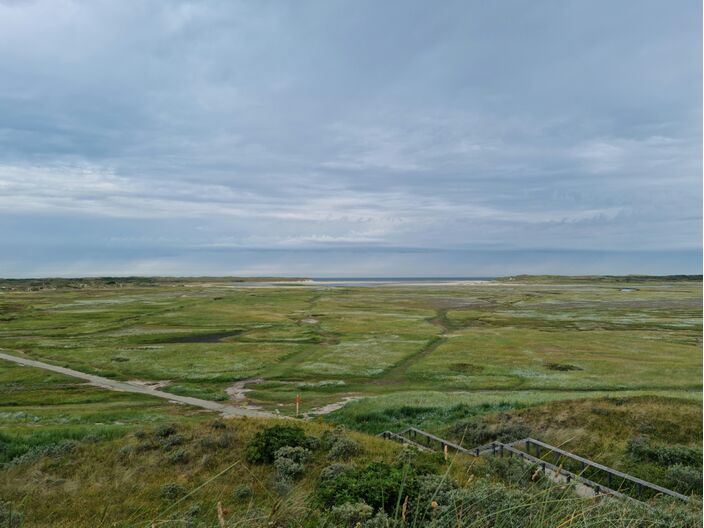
0 351 277 419
305 396 360 418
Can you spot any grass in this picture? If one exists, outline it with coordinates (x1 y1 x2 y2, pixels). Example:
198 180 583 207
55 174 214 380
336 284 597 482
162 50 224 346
0 276 700 526
1 277 699 413
0 417 700 527
0 363 210 465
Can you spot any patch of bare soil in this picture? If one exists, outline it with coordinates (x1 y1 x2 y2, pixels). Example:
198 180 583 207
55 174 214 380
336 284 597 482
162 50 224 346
226 378 264 401
304 396 360 417
126 379 171 390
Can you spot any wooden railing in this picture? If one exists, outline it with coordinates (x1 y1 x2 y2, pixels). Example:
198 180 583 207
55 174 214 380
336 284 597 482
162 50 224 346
509 437 690 502
380 427 691 503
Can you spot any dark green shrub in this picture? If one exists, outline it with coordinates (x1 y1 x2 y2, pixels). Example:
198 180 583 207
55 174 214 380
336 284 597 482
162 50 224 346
135 440 159 453
134 430 148 440
162 434 186 449
160 483 186 500
155 424 178 438
320 427 346 450
245 425 307 464
304 435 321 451
665 464 702 495
0 502 22 528
5 440 77 467
233 484 253 500
210 419 227 430
627 436 702 467
168 449 190 465
315 462 420 514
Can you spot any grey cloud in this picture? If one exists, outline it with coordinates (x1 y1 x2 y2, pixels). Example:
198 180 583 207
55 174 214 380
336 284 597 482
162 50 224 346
0 0 700 276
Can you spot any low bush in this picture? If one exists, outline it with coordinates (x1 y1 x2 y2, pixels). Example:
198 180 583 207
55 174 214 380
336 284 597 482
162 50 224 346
245 425 307 464
210 419 227 430
448 420 531 447
483 456 540 486
160 483 186 500
327 502 373 527
168 448 190 465
118 445 135 461
272 478 293 497
665 464 702 495
329 437 362 461
627 436 702 467
155 424 178 438
4 440 77 468
199 436 217 451
274 446 311 481
320 463 354 481
233 484 253 500
161 434 186 449
216 432 235 449
0 502 22 528
315 461 420 514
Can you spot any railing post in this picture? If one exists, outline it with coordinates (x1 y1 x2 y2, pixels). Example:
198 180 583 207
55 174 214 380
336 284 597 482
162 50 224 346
500 445 504 458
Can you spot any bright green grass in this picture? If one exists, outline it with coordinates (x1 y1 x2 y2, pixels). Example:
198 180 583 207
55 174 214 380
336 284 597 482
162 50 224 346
322 388 703 434
0 277 700 415
0 362 208 464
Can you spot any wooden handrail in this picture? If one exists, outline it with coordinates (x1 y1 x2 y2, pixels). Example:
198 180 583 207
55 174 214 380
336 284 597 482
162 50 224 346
517 438 690 502
383 428 691 503
495 442 632 501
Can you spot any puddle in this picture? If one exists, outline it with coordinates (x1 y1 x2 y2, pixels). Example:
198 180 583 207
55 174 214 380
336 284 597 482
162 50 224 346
160 330 242 344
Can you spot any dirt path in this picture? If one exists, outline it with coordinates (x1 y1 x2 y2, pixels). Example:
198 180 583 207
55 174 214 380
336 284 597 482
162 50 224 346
383 308 450 381
0 351 278 419
304 396 360 418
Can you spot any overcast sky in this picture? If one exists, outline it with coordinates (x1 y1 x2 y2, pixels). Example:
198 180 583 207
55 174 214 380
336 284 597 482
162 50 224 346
0 0 701 277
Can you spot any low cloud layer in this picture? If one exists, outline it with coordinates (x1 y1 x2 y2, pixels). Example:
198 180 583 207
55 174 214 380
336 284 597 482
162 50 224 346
0 1 701 276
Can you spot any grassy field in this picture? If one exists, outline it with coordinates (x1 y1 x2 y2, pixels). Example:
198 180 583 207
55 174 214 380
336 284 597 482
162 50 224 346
0 276 701 526
0 277 699 410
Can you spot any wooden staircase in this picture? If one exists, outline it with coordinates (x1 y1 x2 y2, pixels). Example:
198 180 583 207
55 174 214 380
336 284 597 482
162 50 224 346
378 427 690 503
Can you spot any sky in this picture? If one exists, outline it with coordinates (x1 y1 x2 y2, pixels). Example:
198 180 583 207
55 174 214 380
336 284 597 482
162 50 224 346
0 0 701 278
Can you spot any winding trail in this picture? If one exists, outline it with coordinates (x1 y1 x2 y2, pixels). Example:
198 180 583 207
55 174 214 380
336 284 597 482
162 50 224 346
0 351 278 419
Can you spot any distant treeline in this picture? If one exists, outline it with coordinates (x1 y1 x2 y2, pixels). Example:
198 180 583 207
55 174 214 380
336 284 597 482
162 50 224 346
0 276 310 291
498 274 702 283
